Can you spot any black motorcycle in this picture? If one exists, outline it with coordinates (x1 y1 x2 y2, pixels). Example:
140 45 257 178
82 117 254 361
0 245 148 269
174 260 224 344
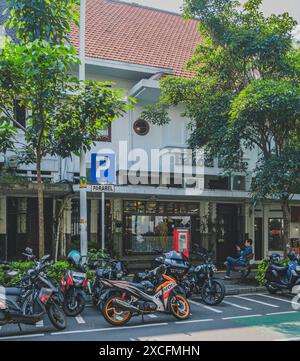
265 252 300 294
185 246 225 305
90 256 128 307
0 252 66 331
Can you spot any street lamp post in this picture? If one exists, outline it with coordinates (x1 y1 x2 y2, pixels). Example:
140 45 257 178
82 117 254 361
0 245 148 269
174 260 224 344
79 0 88 261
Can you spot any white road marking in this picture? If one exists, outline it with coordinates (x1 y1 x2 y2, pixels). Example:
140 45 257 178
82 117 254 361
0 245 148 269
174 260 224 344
36 320 44 328
75 315 86 324
50 322 169 336
258 294 300 306
0 333 45 340
189 300 223 313
222 314 262 320
266 311 298 316
147 314 158 319
223 300 252 311
175 318 214 325
233 296 279 308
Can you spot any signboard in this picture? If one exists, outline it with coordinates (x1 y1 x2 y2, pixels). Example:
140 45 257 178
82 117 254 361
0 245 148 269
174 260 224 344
91 184 115 193
90 153 116 185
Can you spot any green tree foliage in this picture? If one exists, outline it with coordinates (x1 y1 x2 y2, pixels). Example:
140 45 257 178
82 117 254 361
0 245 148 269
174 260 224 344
141 0 300 250
0 0 132 257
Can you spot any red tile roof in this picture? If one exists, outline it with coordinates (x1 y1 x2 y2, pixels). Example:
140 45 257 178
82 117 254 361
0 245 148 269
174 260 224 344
70 0 200 77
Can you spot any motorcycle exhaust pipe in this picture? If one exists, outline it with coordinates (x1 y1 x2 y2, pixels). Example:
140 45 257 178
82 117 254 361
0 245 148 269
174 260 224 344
113 299 139 313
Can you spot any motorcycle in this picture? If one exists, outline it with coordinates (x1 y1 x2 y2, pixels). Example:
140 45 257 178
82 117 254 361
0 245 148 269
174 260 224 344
134 246 225 305
101 264 190 326
185 246 225 305
265 252 300 294
0 251 66 330
60 250 88 317
90 256 128 307
133 249 190 292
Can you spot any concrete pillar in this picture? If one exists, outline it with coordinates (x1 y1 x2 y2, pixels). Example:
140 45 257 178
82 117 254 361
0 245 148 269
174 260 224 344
17 198 27 234
62 198 72 257
0 196 7 260
90 199 99 244
199 201 210 249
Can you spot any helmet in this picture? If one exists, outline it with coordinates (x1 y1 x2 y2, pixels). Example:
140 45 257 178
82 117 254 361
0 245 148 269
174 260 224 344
288 251 298 262
270 253 281 264
67 250 82 268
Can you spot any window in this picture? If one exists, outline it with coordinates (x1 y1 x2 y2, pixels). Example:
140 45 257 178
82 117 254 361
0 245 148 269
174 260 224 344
123 200 198 254
94 124 111 142
13 100 26 128
133 119 150 136
268 218 284 251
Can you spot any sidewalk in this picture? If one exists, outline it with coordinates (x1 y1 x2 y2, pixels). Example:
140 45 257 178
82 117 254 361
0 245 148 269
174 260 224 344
214 271 266 295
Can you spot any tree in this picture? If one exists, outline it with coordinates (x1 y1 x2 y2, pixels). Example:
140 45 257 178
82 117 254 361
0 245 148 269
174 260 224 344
141 0 300 251
0 0 132 257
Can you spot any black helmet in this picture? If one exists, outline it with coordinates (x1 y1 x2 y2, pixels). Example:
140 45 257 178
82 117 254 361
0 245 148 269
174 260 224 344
67 250 82 268
288 251 298 262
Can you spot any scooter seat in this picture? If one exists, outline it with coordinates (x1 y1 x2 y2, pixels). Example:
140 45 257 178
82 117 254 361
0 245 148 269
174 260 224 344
271 265 288 273
5 287 21 296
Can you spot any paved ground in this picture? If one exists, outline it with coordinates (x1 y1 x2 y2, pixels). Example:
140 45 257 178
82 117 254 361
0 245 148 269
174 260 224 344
1 292 300 341
215 271 265 295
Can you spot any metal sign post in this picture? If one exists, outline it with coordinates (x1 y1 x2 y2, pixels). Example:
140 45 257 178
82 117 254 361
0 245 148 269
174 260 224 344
101 192 105 251
90 153 116 252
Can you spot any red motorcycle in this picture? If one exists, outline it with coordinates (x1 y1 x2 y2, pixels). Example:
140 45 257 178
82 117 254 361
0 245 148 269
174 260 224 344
60 251 88 317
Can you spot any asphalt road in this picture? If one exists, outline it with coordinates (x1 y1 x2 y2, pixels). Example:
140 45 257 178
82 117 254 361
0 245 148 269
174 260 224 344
1 292 300 341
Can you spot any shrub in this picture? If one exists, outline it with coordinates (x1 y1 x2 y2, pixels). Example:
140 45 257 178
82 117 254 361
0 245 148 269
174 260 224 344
256 257 289 286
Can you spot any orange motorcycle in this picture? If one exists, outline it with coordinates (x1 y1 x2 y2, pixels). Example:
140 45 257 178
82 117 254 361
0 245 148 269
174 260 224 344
101 265 190 326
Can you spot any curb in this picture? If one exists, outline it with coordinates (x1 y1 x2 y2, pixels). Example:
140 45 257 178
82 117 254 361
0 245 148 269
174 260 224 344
225 286 266 296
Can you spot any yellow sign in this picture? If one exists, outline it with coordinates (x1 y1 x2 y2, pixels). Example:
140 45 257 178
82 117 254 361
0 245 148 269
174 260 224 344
80 177 87 188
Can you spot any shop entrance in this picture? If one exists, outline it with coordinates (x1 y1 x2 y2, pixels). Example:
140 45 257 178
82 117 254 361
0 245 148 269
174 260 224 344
216 204 244 265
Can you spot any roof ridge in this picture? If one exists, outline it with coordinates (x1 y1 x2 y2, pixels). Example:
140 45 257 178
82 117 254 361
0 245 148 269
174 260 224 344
108 0 183 17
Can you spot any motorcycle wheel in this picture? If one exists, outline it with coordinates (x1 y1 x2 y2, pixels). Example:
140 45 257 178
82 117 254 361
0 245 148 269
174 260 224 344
47 302 67 330
266 283 277 294
201 279 225 305
169 294 190 320
103 296 132 326
63 290 86 317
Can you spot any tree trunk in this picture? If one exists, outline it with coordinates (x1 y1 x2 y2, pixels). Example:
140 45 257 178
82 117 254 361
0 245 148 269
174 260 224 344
36 148 45 258
281 196 291 256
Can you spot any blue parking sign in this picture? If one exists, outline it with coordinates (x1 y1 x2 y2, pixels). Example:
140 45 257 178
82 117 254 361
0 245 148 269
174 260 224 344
90 153 116 184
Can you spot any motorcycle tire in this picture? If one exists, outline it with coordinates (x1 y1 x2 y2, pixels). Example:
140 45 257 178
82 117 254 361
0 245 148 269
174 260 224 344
201 279 225 305
266 283 277 294
47 302 67 330
168 293 190 320
63 290 86 317
103 295 132 326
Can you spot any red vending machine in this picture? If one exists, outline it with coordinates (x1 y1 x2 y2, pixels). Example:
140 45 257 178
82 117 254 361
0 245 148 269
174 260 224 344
173 228 190 259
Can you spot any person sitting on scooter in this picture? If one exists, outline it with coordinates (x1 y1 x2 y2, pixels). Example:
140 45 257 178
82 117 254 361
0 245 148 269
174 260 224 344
224 239 253 280
287 251 299 281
